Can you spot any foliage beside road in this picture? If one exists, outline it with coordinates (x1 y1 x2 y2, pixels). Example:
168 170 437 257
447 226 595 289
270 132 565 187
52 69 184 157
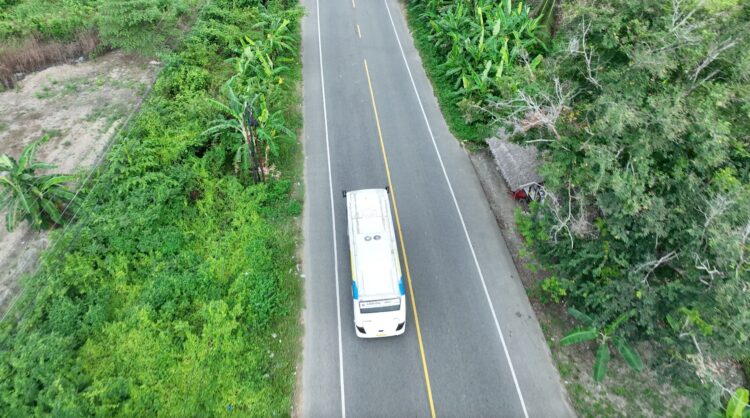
0 0 303 415
0 0 205 88
513 1 749 404
409 0 750 415
407 0 548 142
0 0 200 51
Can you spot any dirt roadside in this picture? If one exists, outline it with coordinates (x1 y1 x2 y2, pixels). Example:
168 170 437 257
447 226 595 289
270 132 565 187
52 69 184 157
0 51 160 317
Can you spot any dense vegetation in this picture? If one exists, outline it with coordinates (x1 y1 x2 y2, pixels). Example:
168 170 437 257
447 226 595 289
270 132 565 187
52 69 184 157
0 0 304 415
0 0 207 87
409 0 750 413
0 0 201 52
408 0 547 141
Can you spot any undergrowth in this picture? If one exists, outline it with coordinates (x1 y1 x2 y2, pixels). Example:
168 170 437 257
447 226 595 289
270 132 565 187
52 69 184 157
0 0 304 415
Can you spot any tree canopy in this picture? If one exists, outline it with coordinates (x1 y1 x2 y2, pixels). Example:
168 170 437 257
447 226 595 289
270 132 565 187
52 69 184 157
502 0 749 370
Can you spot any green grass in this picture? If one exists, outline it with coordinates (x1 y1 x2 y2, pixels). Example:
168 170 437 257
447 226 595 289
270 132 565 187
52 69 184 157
86 103 129 132
34 76 90 99
0 1 304 415
41 128 63 139
405 3 492 144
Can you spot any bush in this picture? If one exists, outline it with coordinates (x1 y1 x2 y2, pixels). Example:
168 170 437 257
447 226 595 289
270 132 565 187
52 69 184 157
96 0 185 54
0 0 95 41
499 0 750 395
0 0 303 415
407 0 545 141
538 275 570 304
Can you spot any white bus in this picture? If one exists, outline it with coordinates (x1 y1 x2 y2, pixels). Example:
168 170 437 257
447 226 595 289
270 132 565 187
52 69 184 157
345 188 406 338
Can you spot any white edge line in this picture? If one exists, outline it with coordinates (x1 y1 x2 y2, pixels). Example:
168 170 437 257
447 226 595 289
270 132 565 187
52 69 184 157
316 0 347 416
382 1 530 417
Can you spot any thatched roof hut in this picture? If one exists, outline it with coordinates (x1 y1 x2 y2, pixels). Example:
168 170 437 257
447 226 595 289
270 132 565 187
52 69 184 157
486 136 543 192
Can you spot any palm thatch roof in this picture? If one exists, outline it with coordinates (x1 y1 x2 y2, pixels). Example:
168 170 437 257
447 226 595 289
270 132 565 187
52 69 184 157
486 136 543 191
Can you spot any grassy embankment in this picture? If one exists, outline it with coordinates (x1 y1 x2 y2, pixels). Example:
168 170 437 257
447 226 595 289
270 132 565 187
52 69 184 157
0 0 304 415
0 0 203 88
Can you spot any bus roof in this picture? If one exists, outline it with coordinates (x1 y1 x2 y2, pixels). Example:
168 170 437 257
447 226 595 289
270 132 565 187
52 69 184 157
347 189 402 299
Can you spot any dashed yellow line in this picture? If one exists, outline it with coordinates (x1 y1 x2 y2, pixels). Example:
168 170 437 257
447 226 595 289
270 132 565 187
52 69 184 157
356 24 362 39
363 59 437 418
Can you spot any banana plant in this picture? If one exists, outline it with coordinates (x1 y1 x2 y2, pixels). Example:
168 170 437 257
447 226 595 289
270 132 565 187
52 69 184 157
430 2 470 50
418 0 546 122
710 388 750 418
252 9 296 60
252 92 294 168
203 85 264 183
560 307 644 382
0 139 77 232
232 41 290 87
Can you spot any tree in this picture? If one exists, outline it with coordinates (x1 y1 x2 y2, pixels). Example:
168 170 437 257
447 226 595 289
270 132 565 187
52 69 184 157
204 85 264 183
494 0 749 374
0 139 77 232
204 78 293 183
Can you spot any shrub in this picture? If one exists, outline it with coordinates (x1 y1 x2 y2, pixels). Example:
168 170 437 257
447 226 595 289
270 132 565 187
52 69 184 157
493 1 750 400
96 0 181 54
408 0 545 139
0 1 303 415
538 275 569 304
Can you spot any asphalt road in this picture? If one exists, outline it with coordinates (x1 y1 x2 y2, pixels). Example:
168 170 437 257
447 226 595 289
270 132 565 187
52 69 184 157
300 0 575 416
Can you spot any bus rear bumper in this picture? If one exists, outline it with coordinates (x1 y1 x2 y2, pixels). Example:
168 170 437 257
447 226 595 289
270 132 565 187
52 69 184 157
355 321 405 338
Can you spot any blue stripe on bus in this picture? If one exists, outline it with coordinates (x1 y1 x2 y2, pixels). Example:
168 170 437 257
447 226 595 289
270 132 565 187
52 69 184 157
352 281 358 300
399 278 405 296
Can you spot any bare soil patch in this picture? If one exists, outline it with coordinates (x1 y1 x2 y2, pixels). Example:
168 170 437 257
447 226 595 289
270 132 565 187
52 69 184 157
0 50 159 316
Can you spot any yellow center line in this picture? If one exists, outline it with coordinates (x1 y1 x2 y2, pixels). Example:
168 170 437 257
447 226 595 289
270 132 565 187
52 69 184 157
356 23 362 39
363 59 437 418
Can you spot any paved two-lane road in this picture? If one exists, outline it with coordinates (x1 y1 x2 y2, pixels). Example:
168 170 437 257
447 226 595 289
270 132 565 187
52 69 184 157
300 0 574 416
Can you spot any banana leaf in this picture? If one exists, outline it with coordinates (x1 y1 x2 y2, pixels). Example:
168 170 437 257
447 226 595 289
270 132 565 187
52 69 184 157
593 343 610 382
560 327 597 345
612 336 643 372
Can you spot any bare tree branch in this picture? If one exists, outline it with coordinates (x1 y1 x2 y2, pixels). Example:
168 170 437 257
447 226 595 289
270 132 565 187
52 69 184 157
634 251 678 285
684 334 734 397
699 195 734 240
542 182 596 247
568 19 601 89
671 0 704 36
693 254 723 287
736 220 750 279
690 38 737 82
480 77 575 142
544 186 575 248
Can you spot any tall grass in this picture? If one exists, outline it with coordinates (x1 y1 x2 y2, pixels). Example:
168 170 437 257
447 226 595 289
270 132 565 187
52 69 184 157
0 31 100 88
0 0 204 88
